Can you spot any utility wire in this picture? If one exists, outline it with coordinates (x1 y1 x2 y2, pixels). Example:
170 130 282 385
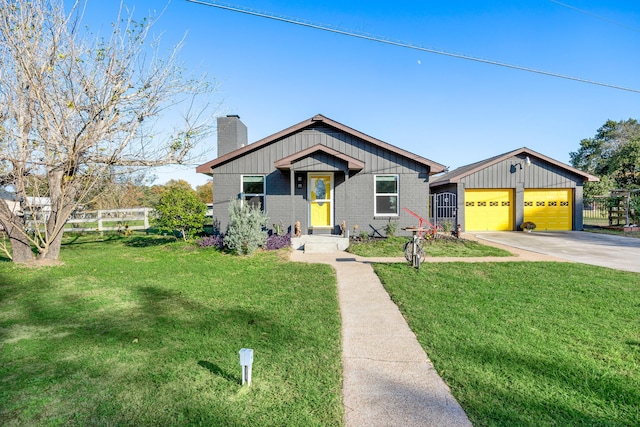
186 0 640 94
549 0 640 33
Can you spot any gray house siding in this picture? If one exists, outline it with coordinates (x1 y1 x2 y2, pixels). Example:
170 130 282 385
431 152 590 231
213 126 425 176
210 124 432 235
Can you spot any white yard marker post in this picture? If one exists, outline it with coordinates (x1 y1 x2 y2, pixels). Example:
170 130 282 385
239 348 254 386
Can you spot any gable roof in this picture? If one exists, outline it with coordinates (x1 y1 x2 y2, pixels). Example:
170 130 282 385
196 114 446 175
429 147 599 187
274 144 365 171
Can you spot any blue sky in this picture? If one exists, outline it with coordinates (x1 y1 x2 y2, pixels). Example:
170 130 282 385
76 0 639 187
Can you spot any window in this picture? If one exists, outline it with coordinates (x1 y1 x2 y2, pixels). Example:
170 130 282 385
241 175 265 210
375 175 399 215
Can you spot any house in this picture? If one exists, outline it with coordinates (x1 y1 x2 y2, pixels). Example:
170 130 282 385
196 114 446 236
429 147 599 231
0 191 52 231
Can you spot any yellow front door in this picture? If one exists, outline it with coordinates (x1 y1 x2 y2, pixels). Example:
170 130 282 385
524 189 572 230
309 173 332 228
465 189 513 231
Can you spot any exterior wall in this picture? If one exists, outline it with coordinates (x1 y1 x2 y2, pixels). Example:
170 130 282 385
210 124 431 236
458 155 580 189
573 185 584 230
335 171 429 238
432 154 587 231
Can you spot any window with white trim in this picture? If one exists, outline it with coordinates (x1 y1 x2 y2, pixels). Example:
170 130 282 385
242 175 265 211
375 175 399 216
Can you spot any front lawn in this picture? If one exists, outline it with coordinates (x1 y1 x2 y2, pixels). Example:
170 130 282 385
347 236 513 258
0 234 343 426
374 262 640 426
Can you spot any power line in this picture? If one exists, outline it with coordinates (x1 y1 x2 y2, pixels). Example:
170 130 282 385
549 0 640 33
185 0 640 94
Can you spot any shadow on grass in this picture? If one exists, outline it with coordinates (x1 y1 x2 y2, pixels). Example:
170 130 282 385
627 340 640 349
124 235 179 247
1 279 291 425
61 233 124 247
198 360 240 384
61 233 178 248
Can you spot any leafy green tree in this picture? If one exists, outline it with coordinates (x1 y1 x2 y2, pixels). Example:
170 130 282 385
164 179 195 193
153 187 207 241
609 139 640 189
196 181 213 204
570 119 640 200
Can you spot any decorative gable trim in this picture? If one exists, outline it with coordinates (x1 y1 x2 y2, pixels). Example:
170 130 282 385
274 144 364 171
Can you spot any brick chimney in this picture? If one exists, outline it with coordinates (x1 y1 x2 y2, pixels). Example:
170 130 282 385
217 115 248 158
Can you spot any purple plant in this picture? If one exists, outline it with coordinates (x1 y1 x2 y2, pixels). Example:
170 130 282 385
198 235 225 250
265 233 291 250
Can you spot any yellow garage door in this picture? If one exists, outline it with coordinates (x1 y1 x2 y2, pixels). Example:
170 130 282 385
524 189 572 231
465 189 513 231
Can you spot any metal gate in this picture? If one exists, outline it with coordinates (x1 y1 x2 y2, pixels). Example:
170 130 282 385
431 192 457 228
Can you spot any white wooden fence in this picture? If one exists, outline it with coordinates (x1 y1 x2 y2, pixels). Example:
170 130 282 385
65 208 152 232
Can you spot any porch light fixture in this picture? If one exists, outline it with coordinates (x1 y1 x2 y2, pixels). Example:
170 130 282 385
511 156 532 173
239 348 254 386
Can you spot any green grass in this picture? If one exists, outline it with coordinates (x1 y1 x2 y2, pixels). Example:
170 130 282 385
346 236 513 258
0 234 343 426
374 262 640 426
584 225 640 239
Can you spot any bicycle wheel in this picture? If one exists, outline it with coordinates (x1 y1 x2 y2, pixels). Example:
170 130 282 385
403 241 414 263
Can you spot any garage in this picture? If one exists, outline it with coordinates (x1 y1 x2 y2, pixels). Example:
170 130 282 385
524 189 572 230
429 148 599 232
465 189 513 231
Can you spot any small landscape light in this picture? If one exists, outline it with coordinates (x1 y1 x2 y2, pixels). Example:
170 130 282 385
239 348 254 386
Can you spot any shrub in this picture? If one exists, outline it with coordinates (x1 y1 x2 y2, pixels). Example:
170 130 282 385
198 235 224 250
384 220 398 237
440 220 454 233
152 186 207 241
223 199 268 255
265 233 291 250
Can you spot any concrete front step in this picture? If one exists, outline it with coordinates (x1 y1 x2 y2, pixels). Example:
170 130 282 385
291 235 349 252
303 241 342 253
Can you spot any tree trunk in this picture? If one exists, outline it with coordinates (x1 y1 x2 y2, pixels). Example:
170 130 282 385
3 220 34 263
39 169 78 261
0 199 35 263
39 230 63 260
7 227 34 263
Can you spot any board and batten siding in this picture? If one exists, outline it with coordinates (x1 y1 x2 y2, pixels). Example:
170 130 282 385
213 125 425 175
210 125 431 234
458 156 580 189
434 155 586 231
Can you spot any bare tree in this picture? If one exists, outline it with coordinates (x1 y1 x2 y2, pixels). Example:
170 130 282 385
0 0 215 263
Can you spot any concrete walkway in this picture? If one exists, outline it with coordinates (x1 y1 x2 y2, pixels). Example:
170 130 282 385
290 250 472 427
290 232 638 425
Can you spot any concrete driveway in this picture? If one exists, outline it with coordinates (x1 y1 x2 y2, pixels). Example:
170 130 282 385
473 231 640 273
